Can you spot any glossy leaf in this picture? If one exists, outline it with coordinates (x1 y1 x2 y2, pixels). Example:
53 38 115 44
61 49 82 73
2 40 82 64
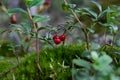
91 1 102 12
37 27 48 31
98 9 107 20
91 51 99 60
87 28 95 33
83 8 97 18
68 4 76 9
73 59 91 70
90 42 101 50
33 15 50 23
24 0 33 6
29 0 44 7
7 8 27 16
107 9 111 24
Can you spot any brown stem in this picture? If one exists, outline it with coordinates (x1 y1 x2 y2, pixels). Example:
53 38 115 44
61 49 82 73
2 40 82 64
35 34 43 73
26 6 43 73
82 29 90 50
26 7 37 32
0 6 7 12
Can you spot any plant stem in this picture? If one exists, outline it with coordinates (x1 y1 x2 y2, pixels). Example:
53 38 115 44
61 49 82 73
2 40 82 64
0 6 7 12
26 7 37 32
26 6 43 73
82 28 90 50
63 0 89 50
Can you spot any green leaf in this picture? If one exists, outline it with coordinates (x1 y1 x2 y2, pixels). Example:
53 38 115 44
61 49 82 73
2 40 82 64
107 7 111 24
62 4 69 11
116 39 120 47
24 0 44 7
99 54 112 64
68 4 76 9
110 24 118 34
20 22 32 34
98 9 107 20
90 42 101 50
24 0 33 6
37 27 48 31
87 28 95 33
83 8 97 18
93 54 113 75
30 0 44 7
33 15 50 23
91 51 99 60
73 59 91 70
91 1 102 12
7 8 27 16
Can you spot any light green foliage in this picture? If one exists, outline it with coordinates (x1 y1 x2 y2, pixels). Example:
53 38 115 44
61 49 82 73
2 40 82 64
0 44 120 80
0 41 13 56
72 51 120 80
33 14 50 23
0 44 85 80
7 8 27 16
0 0 120 80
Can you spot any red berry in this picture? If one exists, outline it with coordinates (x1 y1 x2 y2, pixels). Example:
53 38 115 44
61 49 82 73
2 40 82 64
53 35 58 40
53 38 61 44
10 14 17 24
59 34 66 41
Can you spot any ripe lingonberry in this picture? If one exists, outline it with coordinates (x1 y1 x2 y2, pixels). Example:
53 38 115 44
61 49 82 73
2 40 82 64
10 14 17 24
53 38 61 44
59 34 66 41
53 35 58 40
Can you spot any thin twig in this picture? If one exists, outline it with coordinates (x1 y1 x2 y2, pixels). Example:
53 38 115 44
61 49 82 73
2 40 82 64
26 6 43 73
0 6 7 12
26 7 37 32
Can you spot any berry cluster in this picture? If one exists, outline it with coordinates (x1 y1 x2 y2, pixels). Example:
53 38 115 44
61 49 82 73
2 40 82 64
53 34 66 45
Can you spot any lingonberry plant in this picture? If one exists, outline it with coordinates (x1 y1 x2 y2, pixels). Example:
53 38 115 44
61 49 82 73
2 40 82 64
0 0 52 73
61 0 120 79
0 0 120 80
62 0 120 49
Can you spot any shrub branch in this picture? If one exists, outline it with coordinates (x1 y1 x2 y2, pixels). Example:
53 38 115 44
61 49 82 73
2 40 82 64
63 0 89 49
26 6 43 73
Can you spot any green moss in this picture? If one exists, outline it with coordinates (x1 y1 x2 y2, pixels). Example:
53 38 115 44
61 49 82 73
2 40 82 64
0 40 13 56
0 44 85 80
1 44 120 80
0 58 17 74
